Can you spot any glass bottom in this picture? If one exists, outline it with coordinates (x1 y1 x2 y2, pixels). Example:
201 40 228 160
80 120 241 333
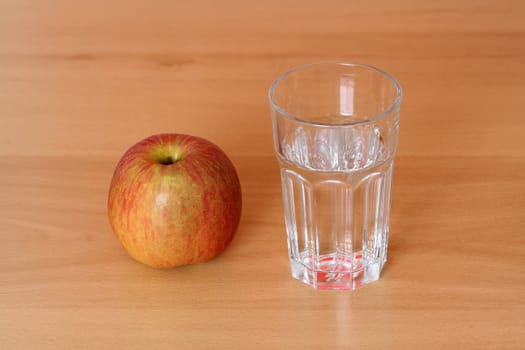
290 252 386 290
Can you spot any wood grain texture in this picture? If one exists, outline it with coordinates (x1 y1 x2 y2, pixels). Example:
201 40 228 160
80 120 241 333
1 1 524 349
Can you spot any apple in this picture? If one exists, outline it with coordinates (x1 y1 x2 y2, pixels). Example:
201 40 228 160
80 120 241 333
107 133 242 268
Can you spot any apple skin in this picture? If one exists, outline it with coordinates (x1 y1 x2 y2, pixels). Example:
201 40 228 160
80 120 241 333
107 134 242 268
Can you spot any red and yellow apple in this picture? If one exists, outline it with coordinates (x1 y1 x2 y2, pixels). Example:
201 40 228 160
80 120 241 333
107 133 242 268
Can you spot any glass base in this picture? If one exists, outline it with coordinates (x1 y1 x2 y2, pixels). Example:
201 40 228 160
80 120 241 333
290 253 386 290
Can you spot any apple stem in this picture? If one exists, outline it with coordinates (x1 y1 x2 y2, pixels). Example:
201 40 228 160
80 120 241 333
158 152 183 165
158 157 174 165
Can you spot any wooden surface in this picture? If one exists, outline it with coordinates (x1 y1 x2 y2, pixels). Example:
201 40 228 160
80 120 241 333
1 0 525 348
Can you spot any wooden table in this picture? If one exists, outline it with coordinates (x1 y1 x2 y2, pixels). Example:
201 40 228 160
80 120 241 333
2 1 524 348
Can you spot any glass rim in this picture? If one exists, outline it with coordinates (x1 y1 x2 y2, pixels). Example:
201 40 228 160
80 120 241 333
268 61 403 127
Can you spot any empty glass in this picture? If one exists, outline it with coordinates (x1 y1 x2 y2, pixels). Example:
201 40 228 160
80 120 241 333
269 62 402 290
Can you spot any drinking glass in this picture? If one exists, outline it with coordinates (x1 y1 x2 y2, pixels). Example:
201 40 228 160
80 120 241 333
269 62 402 290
